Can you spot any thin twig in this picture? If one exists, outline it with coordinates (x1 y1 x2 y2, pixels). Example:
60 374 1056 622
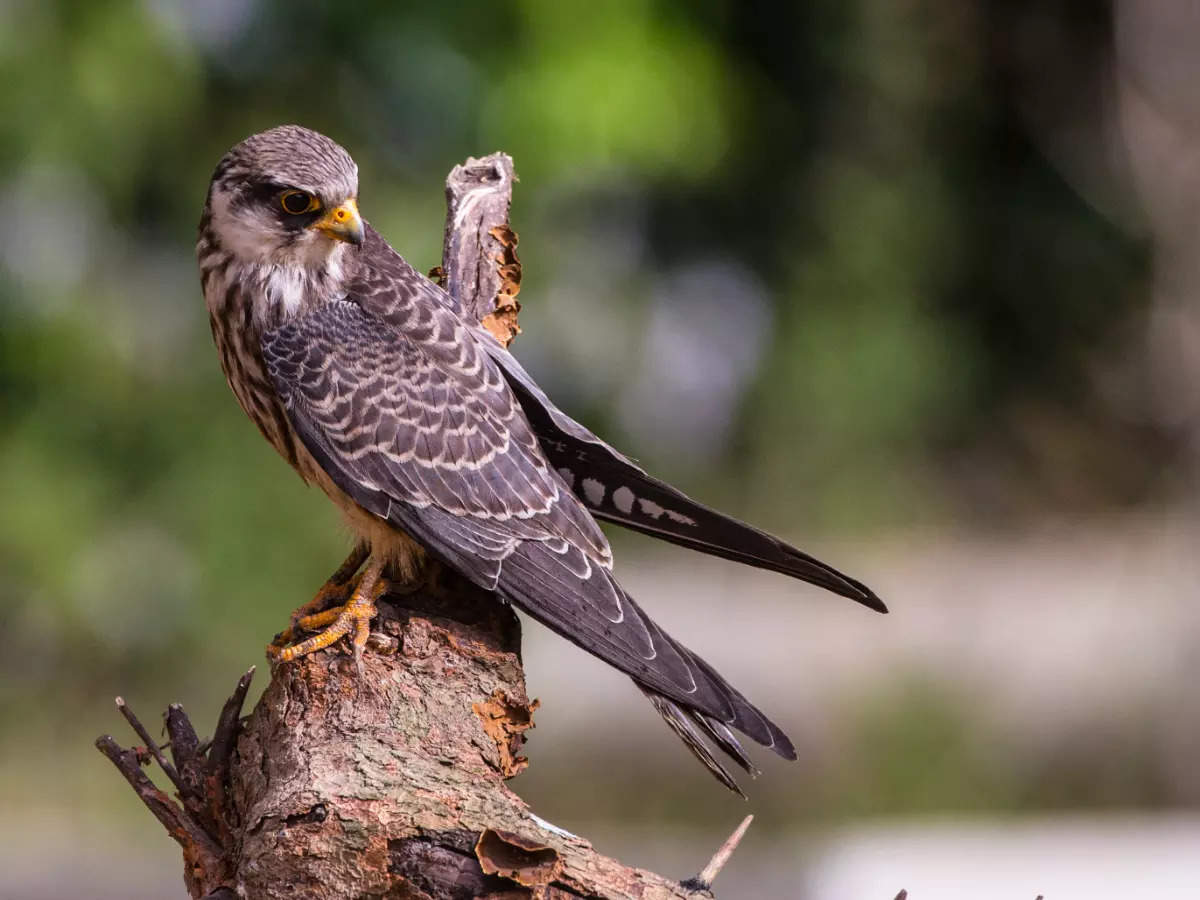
205 666 255 777
165 700 208 806
94 734 221 856
115 695 187 798
166 702 201 769
681 814 754 893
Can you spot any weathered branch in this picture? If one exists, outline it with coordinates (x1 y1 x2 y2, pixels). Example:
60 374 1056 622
97 153 752 898
437 152 522 347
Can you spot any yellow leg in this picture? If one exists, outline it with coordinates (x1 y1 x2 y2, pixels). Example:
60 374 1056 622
268 556 385 665
272 543 368 646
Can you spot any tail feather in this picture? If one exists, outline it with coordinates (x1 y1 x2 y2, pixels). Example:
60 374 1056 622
495 540 796 786
640 686 757 797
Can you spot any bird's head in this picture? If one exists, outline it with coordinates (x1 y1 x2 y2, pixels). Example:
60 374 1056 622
203 125 364 269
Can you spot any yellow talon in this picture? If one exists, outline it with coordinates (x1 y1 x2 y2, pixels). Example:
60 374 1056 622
269 556 385 664
293 606 346 632
271 544 368 646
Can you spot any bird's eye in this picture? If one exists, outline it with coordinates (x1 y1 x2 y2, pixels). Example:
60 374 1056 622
280 190 319 215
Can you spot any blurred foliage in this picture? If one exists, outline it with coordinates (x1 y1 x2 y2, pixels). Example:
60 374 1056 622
0 0 1180 830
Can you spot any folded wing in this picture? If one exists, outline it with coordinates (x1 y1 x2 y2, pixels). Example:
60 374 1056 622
261 294 795 791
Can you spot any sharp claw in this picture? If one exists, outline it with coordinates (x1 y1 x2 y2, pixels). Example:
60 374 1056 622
271 558 384 669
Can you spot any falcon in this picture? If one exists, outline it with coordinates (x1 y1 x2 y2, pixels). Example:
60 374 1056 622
197 125 885 794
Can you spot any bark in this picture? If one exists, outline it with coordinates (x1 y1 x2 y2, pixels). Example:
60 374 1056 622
97 154 745 899
229 578 700 899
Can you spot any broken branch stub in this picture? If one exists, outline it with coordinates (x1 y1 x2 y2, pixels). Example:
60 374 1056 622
441 152 523 346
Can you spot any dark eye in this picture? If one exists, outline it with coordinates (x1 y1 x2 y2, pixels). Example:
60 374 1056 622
280 190 319 215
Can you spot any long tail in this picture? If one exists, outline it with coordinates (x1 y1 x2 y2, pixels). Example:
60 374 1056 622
495 540 796 794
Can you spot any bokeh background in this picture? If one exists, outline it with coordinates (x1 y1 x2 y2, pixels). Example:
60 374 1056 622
2 1 1198 897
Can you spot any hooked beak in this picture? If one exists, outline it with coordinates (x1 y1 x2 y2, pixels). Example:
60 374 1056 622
312 198 364 246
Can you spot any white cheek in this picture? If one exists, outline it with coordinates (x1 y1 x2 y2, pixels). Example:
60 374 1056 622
213 199 283 262
292 228 330 267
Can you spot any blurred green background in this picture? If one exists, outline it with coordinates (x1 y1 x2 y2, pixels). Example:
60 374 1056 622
2 1 1198 897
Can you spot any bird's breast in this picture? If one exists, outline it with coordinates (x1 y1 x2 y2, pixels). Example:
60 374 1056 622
202 261 418 567
204 265 305 475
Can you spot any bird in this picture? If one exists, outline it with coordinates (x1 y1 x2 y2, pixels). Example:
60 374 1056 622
196 125 885 795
